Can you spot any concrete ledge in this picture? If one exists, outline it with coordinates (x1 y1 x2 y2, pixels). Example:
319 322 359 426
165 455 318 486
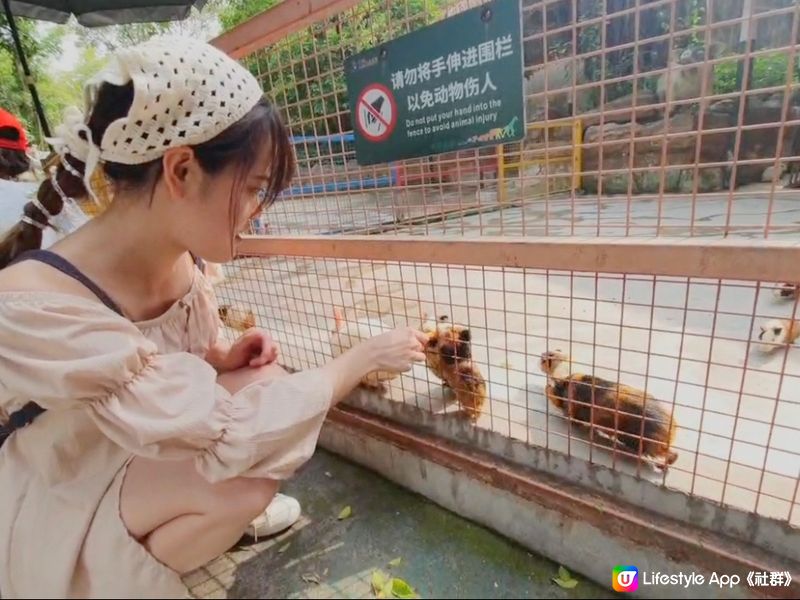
342 390 799 562
319 405 800 600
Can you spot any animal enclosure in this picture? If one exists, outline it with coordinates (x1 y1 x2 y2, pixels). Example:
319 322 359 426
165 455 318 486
211 0 800 548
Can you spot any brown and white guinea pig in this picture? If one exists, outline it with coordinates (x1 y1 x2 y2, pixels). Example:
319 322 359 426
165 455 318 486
422 315 487 423
218 304 256 333
773 283 800 301
757 318 800 353
539 350 678 471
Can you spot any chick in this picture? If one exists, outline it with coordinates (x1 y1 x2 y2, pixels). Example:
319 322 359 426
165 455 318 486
218 304 256 333
328 307 397 394
422 315 487 423
757 318 799 353
539 349 678 471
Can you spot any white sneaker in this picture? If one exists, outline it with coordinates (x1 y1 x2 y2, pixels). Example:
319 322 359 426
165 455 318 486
244 493 301 541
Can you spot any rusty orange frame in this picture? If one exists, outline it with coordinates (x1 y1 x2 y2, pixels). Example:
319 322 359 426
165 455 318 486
237 235 800 283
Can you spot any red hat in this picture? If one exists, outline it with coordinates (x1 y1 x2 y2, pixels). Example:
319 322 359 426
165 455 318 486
0 108 30 151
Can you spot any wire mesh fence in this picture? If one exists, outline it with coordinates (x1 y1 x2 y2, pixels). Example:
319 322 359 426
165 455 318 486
214 248 799 525
227 0 800 239
211 0 800 529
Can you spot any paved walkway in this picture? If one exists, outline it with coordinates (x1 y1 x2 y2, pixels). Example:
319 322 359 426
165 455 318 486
185 450 614 599
264 183 800 239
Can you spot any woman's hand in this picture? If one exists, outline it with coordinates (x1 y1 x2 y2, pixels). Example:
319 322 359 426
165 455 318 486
207 329 279 373
362 327 428 373
226 329 279 370
316 327 428 406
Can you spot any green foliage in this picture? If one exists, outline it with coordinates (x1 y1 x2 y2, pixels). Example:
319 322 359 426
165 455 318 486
0 14 63 140
68 0 224 53
751 52 800 89
713 53 800 95
220 0 448 134
713 60 738 95
218 0 281 31
37 45 108 127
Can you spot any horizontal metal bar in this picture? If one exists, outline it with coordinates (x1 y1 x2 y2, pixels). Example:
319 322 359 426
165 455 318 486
283 174 395 196
291 133 354 144
502 157 572 168
236 235 800 282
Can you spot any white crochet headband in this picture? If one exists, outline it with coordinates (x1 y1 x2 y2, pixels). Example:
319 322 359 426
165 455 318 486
46 36 264 204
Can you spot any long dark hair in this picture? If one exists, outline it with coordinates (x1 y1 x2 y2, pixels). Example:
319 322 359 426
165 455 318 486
0 81 294 268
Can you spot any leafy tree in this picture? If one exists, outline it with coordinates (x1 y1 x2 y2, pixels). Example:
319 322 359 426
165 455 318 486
219 0 447 134
71 3 224 52
218 0 281 31
0 14 63 141
2 0 450 142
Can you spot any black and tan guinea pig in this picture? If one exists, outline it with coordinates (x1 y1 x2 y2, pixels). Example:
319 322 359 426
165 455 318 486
773 283 800 301
539 349 678 471
218 304 256 333
422 315 487 423
757 318 800 353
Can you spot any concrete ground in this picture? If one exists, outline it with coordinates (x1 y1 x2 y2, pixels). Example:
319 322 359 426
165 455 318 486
184 450 615 599
263 183 800 239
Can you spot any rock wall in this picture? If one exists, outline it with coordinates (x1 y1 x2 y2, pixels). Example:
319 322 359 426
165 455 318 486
578 91 799 195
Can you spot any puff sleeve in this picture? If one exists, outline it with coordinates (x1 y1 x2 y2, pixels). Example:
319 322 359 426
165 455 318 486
0 293 333 482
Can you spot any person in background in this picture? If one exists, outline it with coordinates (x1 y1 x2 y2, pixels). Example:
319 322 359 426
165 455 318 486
0 108 31 181
0 109 58 248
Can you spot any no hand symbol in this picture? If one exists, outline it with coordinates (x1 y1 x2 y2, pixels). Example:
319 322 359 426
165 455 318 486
356 83 396 142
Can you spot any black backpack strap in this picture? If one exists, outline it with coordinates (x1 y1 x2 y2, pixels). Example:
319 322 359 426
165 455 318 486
191 253 206 273
0 402 46 448
11 249 124 316
3 250 124 447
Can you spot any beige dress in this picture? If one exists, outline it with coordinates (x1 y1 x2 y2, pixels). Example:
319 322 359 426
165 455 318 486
0 267 333 598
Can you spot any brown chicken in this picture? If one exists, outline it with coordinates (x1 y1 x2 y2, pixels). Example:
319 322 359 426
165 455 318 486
218 304 256 333
539 349 678 471
422 315 487 423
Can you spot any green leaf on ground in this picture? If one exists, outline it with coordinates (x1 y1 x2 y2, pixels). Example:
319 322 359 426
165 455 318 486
390 578 418 599
552 565 579 589
372 570 390 598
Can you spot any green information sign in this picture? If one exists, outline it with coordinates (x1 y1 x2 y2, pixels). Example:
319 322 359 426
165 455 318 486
345 0 525 166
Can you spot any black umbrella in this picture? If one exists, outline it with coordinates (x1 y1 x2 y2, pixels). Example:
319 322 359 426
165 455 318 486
2 0 208 139
7 0 207 27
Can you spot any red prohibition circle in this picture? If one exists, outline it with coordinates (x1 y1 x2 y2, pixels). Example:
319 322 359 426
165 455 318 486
356 83 397 142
